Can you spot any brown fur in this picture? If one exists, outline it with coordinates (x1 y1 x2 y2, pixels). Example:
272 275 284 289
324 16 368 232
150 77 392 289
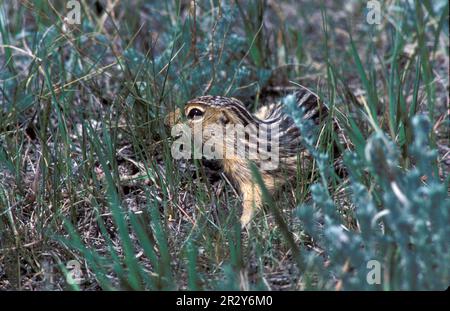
166 91 327 228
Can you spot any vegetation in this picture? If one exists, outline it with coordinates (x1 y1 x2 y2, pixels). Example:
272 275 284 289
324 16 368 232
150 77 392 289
0 0 448 290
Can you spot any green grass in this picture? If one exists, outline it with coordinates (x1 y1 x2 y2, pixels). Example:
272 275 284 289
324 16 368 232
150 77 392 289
0 0 449 290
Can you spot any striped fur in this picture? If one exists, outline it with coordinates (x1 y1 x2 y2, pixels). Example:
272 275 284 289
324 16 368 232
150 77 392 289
169 87 329 227
187 88 327 159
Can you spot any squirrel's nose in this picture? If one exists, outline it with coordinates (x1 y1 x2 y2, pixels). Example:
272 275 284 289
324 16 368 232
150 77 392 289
164 109 181 128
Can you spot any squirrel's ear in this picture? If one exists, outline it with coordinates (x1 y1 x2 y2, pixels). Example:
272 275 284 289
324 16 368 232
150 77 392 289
219 111 230 125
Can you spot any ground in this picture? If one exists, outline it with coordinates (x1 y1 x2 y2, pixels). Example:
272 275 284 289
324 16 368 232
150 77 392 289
0 0 448 290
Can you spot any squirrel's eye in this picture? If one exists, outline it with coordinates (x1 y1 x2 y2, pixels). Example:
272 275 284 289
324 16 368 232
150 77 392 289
187 108 204 119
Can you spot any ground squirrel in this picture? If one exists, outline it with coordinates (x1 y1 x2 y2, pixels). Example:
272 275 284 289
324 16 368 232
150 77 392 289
166 87 328 228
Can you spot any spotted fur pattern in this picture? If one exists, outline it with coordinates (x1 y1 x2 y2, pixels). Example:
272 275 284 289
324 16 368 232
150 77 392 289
166 87 329 227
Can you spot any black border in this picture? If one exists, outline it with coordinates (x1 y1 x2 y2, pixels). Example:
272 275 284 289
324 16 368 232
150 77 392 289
1 290 448 310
